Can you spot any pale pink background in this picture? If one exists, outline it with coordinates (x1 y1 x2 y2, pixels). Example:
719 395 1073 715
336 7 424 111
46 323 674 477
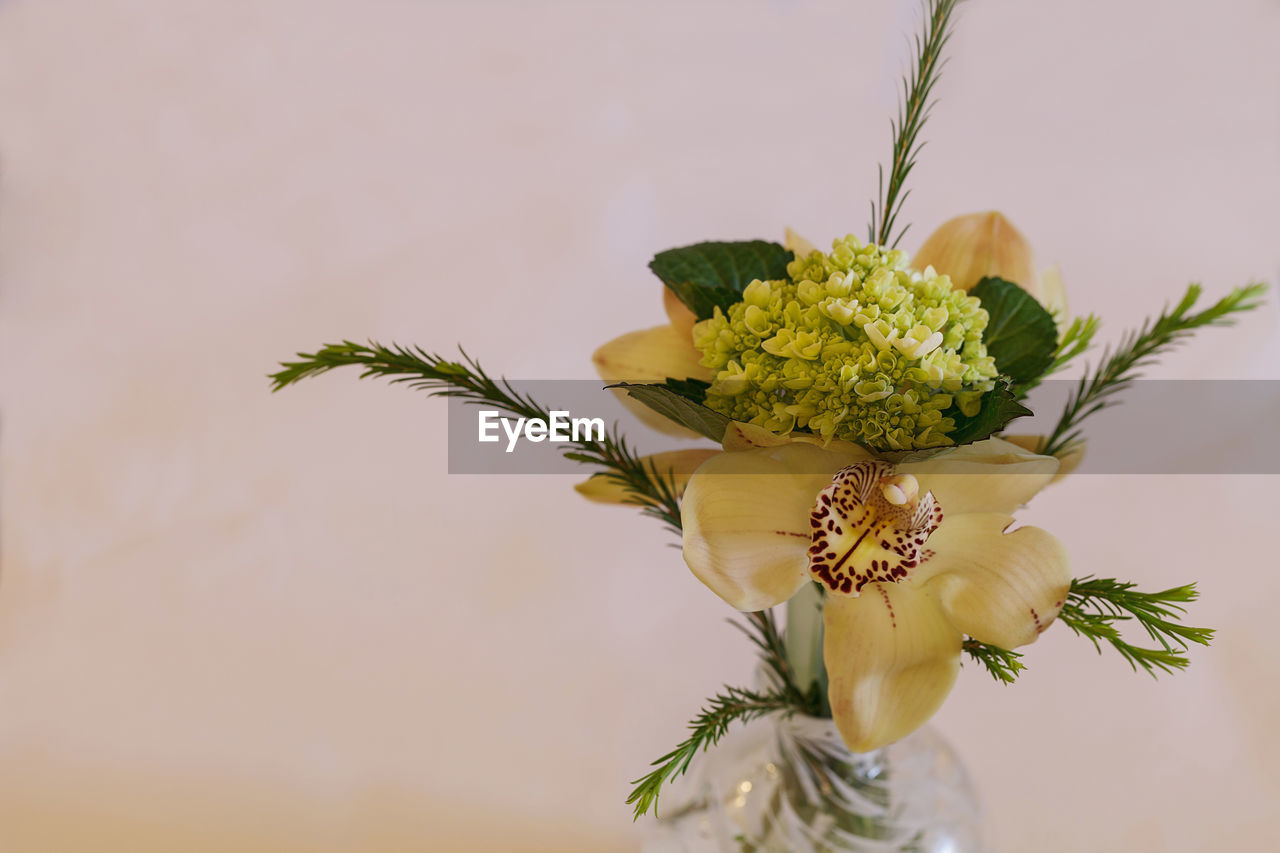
2 1 1279 851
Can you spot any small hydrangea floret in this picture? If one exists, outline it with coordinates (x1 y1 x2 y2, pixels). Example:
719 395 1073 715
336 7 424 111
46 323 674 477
691 235 997 450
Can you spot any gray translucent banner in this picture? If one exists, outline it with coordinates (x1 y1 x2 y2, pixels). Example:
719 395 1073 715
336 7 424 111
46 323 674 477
446 380 1280 474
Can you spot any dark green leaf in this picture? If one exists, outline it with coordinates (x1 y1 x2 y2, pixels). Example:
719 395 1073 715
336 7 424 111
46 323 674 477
659 376 711 403
945 380 1032 445
970 276 1058 385
610 380 730 442
650 241 793 320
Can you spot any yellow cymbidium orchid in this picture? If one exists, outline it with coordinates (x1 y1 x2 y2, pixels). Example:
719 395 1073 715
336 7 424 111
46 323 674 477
590 283 711 438
590 231 816 436
913 210 1068 321
680 427 1071 753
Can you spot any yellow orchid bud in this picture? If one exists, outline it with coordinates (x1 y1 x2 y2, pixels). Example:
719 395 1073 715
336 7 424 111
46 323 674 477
913 211 1040 299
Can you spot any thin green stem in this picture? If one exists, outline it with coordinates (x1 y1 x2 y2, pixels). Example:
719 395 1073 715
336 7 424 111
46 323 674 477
1039 283 1265 458
731 608 812 711
1056 576 1213 676
869 0 963 248
785 583 830 716
1016 313 1101 397
627 686 794 820
962 638 1025 684
270 342 685 532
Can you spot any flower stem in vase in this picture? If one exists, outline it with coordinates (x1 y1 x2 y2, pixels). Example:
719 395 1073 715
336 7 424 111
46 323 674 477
785 582 831 719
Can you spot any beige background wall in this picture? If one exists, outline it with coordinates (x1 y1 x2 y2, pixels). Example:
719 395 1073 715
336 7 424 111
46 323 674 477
2 1 1278 850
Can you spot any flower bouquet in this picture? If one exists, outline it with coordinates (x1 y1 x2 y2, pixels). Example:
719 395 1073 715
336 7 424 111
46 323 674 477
270 1 1266 849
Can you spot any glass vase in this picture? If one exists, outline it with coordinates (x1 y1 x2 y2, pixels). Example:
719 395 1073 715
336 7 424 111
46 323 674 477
642 712 982 852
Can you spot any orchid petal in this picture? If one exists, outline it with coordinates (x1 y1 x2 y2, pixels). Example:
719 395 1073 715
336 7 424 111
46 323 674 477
899 437 1059 515
592 324 710 384
721 420 793 450
913 211 1038 295
592 324 711 436
681 444 842 611
824 584 962 753
1003 434 1085 483
921 513 1071 649
574 448 720 504
662 287 698 342
1039 264 1069 322
721 421 874 462
785 227 817 257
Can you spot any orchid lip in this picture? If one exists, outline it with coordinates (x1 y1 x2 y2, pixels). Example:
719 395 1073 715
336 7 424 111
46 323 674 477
807 461 943 597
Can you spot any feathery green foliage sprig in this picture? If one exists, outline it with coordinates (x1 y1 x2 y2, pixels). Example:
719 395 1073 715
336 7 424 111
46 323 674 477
1039 283 1266 458
1015 313 1101 396
962 639 1026 684
1047 314 1102 374
1056 576 1213 675
626 685 794 820
270 342 685 532
869 0 963 248
731 610 821 713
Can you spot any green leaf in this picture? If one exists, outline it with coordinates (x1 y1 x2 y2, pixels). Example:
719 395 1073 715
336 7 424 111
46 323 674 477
970 276 1058 385
650 241 794 320
609 380 730 443
659 376 713 402
946 380 1032 445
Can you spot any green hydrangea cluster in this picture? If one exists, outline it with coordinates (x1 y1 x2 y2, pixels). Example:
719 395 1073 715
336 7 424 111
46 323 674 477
691 235 998 450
